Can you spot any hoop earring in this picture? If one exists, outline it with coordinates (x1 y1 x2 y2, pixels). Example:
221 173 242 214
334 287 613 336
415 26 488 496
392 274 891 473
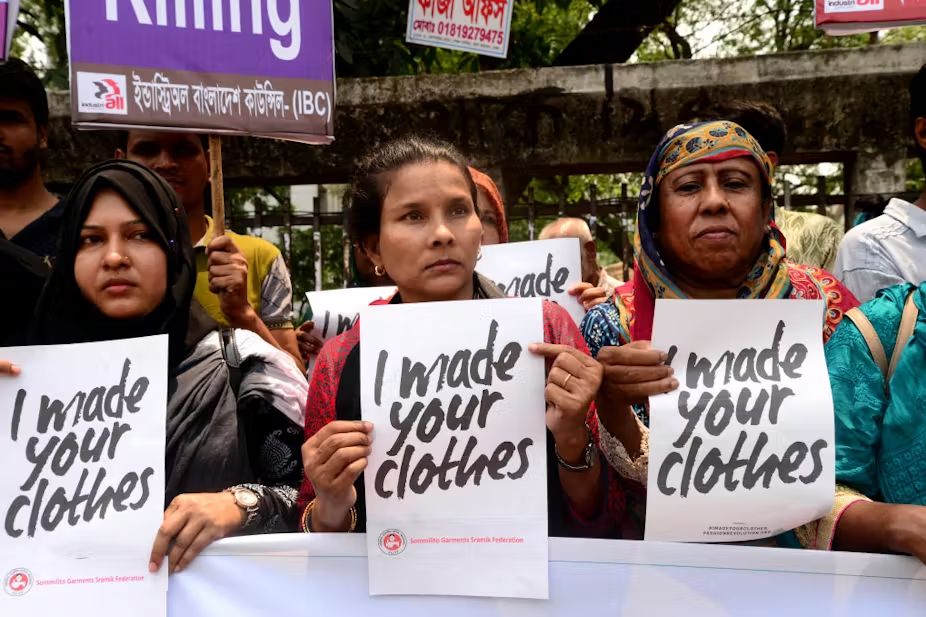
374 264 386 277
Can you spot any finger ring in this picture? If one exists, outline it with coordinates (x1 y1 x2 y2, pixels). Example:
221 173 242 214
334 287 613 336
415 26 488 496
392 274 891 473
561 373 573 389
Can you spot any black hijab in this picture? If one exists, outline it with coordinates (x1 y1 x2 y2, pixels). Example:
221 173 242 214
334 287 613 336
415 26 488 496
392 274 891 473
0 237 48 346
31 160 196 367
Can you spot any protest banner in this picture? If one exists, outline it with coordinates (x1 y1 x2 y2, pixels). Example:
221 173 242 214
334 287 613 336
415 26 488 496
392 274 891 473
645 300 835 543
406 0 514 59
0 336 169 617
359 298 549 598
305 287 396 342
170 534 926 616
64 0 335 143
815 0 926 33
479 238 585 325
64 0 336 236
0 1 20 62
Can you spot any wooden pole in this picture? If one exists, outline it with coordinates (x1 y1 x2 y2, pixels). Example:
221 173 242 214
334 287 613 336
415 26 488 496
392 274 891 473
527 187 536 241
208 135 225 236
342 194 351 288
314 187 324 292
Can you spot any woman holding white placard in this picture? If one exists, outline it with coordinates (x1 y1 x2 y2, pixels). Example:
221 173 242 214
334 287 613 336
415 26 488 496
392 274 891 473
581 121 859 503
20 160 307 573
298 136 634 538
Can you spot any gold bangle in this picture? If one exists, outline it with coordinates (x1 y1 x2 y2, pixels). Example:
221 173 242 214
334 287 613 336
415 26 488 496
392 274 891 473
302 498 358 533
301 499 316 533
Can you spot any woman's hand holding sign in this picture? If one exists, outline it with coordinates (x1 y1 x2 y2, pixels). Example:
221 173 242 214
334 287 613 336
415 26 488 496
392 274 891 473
530 343 603 518
568 282 609 311
149 492 246 574
530 344 602 449
0 360 20 376
302 420 373 531
596 341 678 458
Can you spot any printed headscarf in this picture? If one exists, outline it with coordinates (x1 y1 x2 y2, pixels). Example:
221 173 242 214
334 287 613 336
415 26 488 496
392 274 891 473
470 167 509 244
31 160 196 367
629 120 791 340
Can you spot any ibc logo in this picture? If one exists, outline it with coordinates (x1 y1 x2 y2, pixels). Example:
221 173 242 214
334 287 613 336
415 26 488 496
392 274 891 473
824 0 883 13
76 72 128 116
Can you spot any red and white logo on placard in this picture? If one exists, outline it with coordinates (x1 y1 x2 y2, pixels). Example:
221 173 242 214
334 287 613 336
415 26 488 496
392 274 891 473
76 72 128 115
378 529 407 556
4 568 33 597
823 0 883 13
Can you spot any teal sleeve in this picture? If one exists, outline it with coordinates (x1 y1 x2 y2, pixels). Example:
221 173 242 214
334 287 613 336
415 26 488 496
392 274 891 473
826 319 888 499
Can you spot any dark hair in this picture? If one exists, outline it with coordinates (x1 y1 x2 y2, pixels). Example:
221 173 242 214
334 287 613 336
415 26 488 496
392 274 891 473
682 100 787 155
911 64 926 171
119 130 210 153
347 135 477 244
0 58 49 127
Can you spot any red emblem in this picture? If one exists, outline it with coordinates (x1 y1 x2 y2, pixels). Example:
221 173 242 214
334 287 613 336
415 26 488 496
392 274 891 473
5 568 33 597
378 529 407 556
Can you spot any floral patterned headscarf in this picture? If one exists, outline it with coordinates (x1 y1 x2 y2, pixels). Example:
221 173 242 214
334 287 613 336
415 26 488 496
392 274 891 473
628 120 791 340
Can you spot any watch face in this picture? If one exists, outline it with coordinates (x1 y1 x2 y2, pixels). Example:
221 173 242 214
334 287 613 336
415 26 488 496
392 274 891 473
235 489 259 508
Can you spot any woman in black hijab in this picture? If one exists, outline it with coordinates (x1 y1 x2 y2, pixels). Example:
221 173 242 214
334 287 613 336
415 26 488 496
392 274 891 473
27 160 307 573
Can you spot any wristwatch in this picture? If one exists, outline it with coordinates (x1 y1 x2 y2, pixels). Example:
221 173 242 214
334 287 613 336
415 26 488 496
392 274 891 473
554 429 597 472
227 486 261 530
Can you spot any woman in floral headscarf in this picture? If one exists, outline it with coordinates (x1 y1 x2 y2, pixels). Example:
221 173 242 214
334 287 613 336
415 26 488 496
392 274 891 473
580 121 858 490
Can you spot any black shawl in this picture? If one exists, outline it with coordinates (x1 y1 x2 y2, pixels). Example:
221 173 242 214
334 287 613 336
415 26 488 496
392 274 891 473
0 237 48 346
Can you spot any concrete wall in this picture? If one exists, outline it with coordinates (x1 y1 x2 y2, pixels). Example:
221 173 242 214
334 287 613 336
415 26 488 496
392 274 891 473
45 43 925 195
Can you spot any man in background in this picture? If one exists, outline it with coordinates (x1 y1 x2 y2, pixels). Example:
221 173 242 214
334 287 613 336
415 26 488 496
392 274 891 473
833 65 926 302
117 130 303 369
539 217 620 310
0 59 62 264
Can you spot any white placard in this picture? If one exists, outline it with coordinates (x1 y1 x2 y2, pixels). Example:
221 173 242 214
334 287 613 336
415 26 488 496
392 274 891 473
169 534 926 617
360 298 549 599
405 0 515 59
0 1 21 61
645 300 835 543
0 336 169 616
306 287 395 341
479 238 585 325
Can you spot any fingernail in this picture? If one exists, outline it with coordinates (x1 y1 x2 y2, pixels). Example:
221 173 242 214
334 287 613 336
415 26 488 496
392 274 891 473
528 343 538 352
149 562 158 573
10 364 20 375
363 421 373 431
667 367 674 376
670 379 679 389
660 352 669 362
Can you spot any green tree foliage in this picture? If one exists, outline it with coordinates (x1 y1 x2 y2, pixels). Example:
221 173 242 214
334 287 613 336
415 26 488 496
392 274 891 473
635 0 926 61
11 0 600 81
333 0 600 77
12 0 67 86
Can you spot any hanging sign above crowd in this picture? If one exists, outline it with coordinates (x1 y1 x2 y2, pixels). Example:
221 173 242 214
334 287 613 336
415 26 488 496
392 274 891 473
479 238 585 325
64 0 335 143
645 300 835 543
360 298 549 599
406 0 515 59
0 1 20 62
815 0 926 33
0 336 168 617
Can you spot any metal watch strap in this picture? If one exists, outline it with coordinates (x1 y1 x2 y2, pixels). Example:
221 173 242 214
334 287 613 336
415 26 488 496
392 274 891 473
554 429 596 472
227 485 261 530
